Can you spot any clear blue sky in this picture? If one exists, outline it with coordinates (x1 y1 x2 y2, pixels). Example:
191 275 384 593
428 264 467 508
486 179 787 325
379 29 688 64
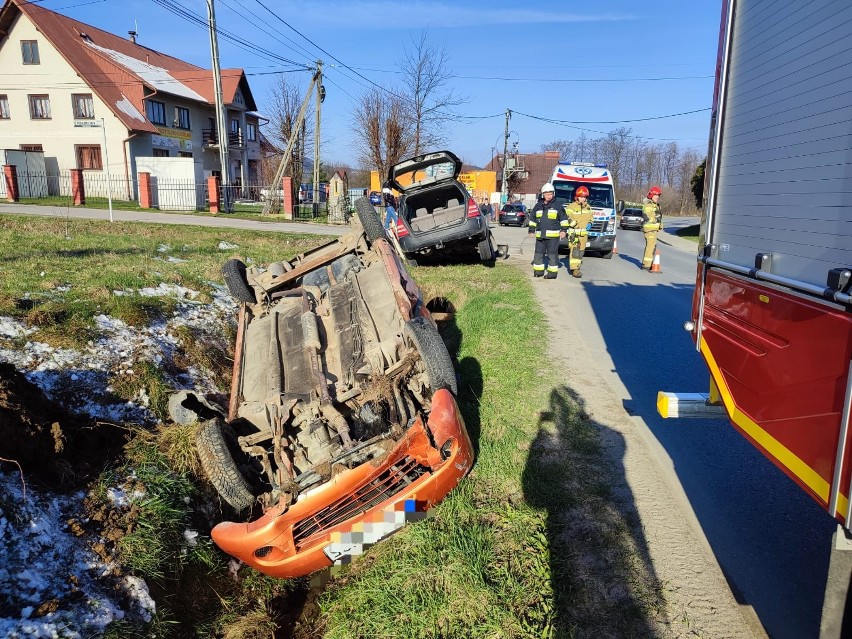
36 0 722 167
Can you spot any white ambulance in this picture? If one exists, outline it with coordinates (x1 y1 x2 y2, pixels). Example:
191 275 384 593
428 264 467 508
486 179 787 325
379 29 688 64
549 161 620 259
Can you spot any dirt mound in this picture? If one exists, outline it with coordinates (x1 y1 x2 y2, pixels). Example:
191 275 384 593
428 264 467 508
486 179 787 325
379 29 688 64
0 362 127 489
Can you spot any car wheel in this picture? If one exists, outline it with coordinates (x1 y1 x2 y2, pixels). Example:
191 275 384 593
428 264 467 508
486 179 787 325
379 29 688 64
355 197 386 243
222 259 255 304
196 418 256 512
403 316 457 396
522 218 529 228
601 250 614 260
477 233 496 263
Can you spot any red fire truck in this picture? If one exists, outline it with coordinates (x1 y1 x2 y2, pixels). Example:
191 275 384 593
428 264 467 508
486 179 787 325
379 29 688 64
658 0 852 635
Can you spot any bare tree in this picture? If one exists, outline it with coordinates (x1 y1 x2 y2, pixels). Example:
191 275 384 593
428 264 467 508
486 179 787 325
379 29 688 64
399 30 466 155
353 88 414 178
266 75 312 197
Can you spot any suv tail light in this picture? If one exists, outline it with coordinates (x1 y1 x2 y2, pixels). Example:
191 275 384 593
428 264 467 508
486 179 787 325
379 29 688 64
467 198 480 218
394 218 409 238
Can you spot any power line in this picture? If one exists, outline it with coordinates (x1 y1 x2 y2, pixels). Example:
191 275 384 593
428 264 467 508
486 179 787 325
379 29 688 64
511 109 708 142
342 66 713 83
150 0 312 70
512 107 711 125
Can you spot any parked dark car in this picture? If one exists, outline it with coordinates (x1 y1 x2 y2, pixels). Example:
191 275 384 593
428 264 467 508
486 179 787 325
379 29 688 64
498 203 528 227
208 211 473 578
376 150 495 263
620 206 644 230
368 191 383 206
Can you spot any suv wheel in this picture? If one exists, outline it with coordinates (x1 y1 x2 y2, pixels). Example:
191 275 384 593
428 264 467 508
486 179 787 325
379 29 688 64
477 233 496 263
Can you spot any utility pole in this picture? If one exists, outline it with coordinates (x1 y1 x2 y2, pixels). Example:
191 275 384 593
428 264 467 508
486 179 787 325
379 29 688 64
312 60 323 216
500 108 511 205
206 0 231 212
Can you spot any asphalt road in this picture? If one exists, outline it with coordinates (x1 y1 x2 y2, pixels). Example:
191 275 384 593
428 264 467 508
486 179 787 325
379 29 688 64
491 218 836 639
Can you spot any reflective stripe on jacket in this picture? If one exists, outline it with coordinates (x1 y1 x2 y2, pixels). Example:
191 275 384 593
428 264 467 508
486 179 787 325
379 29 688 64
565 201 593 237
528 197 569 239
642 198 662 232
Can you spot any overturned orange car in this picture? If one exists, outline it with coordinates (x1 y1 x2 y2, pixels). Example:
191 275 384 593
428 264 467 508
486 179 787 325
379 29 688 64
197 199 473 578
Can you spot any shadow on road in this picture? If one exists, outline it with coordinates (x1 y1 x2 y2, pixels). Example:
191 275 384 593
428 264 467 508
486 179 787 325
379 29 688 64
521 384 669 637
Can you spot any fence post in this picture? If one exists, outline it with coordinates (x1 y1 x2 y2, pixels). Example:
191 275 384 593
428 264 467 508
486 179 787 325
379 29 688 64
3 165 19 202
138 172 153 209
70 169 85 206
282 176 294 219
208 175 221 214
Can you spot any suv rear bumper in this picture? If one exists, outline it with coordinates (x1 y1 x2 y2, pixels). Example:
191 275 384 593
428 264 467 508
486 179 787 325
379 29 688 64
559 234 615 254
398 217 487 254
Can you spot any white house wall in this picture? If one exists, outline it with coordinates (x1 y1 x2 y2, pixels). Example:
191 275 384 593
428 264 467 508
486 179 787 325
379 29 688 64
0 11 130 186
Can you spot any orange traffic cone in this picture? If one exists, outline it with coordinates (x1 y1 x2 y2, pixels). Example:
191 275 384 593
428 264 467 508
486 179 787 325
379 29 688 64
613 236 618 254
650 248 662 273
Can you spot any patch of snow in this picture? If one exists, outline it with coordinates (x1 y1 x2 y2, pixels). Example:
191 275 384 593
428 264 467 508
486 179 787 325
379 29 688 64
122 576 155 623
183 529 199 547
218 241 238 250
0 316 37 339
157 244 171 253
0 473 128 637
0 282 236 424
166 256 188 264
115 94 145 122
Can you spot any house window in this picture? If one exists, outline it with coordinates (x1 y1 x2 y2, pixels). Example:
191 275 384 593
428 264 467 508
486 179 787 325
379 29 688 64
152 149 170 157
72 93 94 119
21 40 40 64
178 151 193 158
246 122 257 142
20 144 43 152
230 118 239 133
0 95 9 119
146 99 166 125
76 145 102 170
28 95 51 119
174 106 190 129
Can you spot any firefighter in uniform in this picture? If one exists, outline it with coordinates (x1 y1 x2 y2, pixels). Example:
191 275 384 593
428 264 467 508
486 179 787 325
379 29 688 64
528 183 570 278
565 185 594 278
641 186 663 270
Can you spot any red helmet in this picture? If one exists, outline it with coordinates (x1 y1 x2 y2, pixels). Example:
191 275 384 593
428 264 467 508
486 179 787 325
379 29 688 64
575 186 589 198
648 186 662 197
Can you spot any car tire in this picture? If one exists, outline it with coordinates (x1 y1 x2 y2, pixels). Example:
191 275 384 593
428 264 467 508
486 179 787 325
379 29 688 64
522 218 529 228
355 197 386 243
196 418 255 512
222 259 256 304
404 316 457 396
601 250 614 260
477 233 496 263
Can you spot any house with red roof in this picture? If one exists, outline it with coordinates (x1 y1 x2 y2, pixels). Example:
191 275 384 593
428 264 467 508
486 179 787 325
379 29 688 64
0 0 262 199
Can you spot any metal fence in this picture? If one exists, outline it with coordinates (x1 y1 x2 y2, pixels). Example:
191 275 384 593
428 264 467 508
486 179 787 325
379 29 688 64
0 167 356 224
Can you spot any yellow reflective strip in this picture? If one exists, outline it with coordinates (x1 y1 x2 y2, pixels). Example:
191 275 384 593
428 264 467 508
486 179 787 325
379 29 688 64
547 265 559 272
547 212 557 219
560 221 569 227
532 264 545 271
545 230 560 237
701 340 842 512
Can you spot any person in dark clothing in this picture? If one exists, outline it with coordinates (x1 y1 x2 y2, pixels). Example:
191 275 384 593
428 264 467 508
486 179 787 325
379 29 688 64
527 182 570 279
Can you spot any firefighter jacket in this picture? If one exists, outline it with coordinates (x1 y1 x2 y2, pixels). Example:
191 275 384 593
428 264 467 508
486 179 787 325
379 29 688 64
642 198 663 232
565 200 593 238
528 197 570 239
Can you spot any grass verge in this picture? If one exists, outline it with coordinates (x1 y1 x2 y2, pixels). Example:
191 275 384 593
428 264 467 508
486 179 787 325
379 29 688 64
299 262 669 639
675 223 700 242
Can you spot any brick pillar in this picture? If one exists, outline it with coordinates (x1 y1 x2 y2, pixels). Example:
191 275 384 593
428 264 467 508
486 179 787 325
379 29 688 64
138 172 152 209
70 169 85 206
208 176 221 214
3 165 19 202
281 175 294 219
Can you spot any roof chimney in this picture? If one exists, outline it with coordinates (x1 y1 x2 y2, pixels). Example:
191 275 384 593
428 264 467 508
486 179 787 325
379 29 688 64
128 30 137 43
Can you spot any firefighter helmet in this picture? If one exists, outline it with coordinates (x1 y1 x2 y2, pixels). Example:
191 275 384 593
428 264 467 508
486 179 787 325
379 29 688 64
541 182 555 193
575 186 589 198
648 186 662 198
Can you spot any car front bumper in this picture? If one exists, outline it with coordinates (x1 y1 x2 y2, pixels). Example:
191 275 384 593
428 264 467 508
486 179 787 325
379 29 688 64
210 389 473 578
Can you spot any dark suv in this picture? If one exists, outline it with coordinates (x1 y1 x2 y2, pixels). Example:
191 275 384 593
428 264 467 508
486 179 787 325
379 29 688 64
498 203 528 227
382 150 495 263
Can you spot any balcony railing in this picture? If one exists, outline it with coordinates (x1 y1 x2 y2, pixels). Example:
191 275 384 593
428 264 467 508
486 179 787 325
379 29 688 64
202 129 244 148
